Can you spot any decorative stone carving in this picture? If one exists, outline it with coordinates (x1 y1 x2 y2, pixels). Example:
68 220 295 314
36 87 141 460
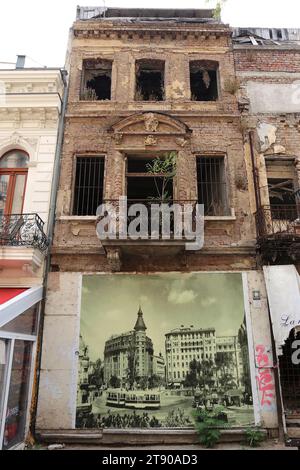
107 248 122 272
0 133 39 163
113 133 123 145
144 113 159 132
144 135 157 146
175 137 188 148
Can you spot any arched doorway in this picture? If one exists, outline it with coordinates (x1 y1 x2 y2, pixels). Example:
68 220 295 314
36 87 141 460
0 150 29 217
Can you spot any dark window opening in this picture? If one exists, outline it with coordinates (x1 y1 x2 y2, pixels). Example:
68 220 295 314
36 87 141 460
190 61 218 101
276 29 283 40
135 60 165 101
81 59 112 100
267 178 297 220
127 176 173 201
126 156 173 201
73 156 105 215
197 156 228 216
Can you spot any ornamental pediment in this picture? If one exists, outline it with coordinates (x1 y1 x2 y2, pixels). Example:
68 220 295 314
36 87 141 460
109 112 191 136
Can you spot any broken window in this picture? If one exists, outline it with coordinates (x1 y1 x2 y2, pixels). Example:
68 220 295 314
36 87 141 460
73 156 105 215
196 156 228 216
190 61 219 101
266 159 297 220
135 60 165 101
126 155 173 201
81 59 112 100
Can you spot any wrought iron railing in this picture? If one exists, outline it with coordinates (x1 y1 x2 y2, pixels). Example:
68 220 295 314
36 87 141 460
101 199 198 239
0 213 49 252
255 205 300 238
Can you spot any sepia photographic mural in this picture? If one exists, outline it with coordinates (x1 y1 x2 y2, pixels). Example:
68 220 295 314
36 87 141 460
76 273 255 429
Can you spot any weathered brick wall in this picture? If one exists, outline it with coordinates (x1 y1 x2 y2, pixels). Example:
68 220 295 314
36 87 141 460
52 22 257 273
235 48 300 72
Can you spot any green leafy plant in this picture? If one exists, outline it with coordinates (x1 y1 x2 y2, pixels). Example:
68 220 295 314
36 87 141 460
206 0 227 20
245 427 265 447
146 151 177 203
194 406 230 448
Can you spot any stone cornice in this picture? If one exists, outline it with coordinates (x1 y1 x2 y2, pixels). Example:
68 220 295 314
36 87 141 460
0 107 60 124
73 21 231 40
0 94 62 112
0 69 65 98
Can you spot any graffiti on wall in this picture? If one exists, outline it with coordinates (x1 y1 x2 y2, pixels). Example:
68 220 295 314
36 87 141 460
255 344 276 410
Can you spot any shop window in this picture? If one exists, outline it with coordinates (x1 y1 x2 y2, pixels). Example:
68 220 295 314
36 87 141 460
190 61 219 101
2 340 32 450
135 60 165 101
73 156 105 216
81 59 112 101
196 156 228 216
0 304 38 336
0 150 28 217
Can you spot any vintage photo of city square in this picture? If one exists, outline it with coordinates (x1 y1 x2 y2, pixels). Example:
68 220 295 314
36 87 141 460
76 273 254 429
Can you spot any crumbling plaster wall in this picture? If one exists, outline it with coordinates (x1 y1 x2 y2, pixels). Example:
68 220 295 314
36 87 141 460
36 270 279 430
68 31 237 112
51 27 258 272
244 271 279 429
36 272 82 429
235 46 300 209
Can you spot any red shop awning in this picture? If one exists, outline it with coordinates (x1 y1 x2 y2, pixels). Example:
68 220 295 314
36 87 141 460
0 288 28 305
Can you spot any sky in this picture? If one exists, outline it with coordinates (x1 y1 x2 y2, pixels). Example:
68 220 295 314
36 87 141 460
0 0 300 68
80 273 244 362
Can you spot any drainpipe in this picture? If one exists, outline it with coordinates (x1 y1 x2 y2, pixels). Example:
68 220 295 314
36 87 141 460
249 130 261 211
29 68 69 440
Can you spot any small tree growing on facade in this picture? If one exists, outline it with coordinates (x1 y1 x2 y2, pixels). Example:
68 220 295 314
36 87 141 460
206 0 227 20
146 151 177 203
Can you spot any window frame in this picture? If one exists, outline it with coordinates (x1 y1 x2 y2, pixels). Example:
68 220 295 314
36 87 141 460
125 154 175 202
0 150 29 216
196 154 230 216
80 59 113 102
0 290 41 450
72 154 106 216
189 60 220 102
135 59 166 102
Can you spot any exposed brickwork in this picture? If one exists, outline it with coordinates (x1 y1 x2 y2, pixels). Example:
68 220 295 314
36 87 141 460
52 19 257 272
235 49 300 73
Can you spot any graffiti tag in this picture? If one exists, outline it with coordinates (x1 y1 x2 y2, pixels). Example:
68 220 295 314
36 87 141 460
255 345 276 407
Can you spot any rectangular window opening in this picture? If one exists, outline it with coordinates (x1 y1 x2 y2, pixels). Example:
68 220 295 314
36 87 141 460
73 156 105 216
266 160 297 220
196 156 228 216
135 60 165 101
126 155 173 202
81 59 112 101
190 61 218 102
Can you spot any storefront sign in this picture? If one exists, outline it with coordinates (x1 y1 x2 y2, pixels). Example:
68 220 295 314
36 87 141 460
264 265 300 356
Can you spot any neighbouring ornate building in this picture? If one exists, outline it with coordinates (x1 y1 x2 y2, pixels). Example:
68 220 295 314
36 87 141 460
0 56 66 449
165 326 243 388
104 307 154 386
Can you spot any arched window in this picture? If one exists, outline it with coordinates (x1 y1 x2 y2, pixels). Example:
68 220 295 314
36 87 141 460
0 150 29 216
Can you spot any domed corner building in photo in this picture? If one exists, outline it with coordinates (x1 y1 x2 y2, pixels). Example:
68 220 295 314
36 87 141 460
103 307 154 388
